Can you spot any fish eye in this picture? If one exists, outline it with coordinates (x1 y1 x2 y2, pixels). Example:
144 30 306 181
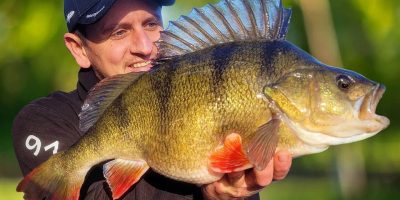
336 74 353 90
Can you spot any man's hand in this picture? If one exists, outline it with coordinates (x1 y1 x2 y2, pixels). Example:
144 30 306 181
202 150 292 200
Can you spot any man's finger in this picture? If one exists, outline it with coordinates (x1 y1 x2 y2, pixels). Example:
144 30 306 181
273 150 292 180
211 181 244 200
251 159 274 187
227 171 246 187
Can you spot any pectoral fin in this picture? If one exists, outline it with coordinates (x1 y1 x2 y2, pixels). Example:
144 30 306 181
246 119 280 170
103 159 149 200
209 133 252 173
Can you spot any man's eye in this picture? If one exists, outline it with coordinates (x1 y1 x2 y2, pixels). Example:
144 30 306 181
148 22 158 27
111 29 127 38
145 21 160 30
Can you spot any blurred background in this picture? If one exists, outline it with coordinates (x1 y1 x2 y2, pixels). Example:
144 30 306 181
0 0 399 199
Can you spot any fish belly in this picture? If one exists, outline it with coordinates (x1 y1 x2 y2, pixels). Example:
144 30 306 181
150 162 223 184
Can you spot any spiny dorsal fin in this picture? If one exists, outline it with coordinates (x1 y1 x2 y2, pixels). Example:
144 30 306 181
157 0 292 58
79 72 144 133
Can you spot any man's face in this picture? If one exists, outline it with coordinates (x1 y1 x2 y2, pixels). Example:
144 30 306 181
82 0 163 78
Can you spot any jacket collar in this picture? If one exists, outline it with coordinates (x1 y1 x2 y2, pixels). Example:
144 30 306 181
77 67 100 102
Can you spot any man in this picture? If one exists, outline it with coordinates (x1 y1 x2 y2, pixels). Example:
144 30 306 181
12 0 292 199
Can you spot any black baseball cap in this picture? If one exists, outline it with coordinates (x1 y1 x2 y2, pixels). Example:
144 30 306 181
64 0 175 32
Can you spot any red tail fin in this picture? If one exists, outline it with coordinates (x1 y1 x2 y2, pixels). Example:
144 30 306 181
16 155 85 200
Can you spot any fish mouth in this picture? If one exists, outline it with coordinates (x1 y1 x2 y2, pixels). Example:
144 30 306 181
358 84 390 132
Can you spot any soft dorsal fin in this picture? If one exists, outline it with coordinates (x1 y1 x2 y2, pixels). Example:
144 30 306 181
157 0 291 58
79 72 144 133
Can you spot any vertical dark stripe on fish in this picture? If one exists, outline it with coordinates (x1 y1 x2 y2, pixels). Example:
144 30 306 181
111 95 131 131
150 63 177 134
210 44 236 98
260 41 279 83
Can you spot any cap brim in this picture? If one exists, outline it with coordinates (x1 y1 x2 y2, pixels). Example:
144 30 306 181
157 0 175 6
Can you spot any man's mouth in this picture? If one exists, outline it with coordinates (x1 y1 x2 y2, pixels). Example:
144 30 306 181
127 61 153 73
129 61 152 68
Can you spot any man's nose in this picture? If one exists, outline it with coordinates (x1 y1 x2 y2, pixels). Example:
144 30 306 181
130 30 154 56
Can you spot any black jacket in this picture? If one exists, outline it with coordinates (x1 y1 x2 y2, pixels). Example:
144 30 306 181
12 67 259 200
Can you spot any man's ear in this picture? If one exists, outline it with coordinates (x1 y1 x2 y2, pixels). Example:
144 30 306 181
64 33 91 68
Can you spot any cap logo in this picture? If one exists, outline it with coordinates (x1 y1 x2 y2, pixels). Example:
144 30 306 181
66 11 75 23
86 5 105 19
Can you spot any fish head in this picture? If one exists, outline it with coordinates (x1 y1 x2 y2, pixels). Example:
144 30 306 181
263 47 389 146
307 67 389 136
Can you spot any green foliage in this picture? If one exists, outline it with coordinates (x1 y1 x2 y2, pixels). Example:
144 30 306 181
261 175 400 200
0 0 77 168
0 179 23 200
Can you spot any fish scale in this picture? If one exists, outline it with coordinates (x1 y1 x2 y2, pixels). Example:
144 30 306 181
134 45 271 182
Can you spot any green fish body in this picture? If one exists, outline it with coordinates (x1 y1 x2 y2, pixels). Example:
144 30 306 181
17 0 389 199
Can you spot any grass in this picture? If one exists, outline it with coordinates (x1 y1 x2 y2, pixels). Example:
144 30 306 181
261 177 340 200
261 175 400 200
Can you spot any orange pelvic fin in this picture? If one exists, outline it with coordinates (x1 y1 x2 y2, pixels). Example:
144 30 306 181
103 159 149 200
246 119 280 170
17 155 83 200
209 133 252 173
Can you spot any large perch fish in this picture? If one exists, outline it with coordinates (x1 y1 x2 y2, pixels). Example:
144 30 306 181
17 0 390 199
